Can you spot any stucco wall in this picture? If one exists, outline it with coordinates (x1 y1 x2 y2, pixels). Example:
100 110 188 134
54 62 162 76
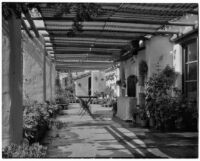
75 75 90 96
22 31 45 103
22 32 57 103
145 36 173 76
46 56 51 101
91 71 106 96
2 19 11 148
121 35 174 103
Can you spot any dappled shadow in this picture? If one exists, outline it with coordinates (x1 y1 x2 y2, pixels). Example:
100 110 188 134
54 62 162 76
109 118 198 158
43 104 198 158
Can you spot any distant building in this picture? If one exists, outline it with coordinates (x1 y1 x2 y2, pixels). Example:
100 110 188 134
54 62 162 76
74 71 106 96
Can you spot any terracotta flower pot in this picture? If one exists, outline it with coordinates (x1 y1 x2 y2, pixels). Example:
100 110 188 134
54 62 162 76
141 120 147 127
149 118 155 127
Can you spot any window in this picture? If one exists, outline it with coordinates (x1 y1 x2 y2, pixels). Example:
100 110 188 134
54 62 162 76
183 39 198 102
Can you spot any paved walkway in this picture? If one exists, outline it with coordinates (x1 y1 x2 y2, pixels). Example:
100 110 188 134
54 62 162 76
43 103 198 158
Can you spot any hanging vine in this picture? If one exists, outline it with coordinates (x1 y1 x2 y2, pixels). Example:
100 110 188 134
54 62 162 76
2 3 102 35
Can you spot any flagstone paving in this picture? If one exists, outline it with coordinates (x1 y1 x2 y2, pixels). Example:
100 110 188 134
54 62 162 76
43 103 198 158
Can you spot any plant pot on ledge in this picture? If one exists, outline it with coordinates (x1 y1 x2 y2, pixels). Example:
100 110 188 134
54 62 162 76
149 117 155 128
141 119 148 127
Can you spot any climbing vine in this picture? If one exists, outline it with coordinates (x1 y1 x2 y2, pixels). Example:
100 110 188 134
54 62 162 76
2 3 101 35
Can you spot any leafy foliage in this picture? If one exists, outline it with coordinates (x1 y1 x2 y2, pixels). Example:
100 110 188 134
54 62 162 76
2 142 47 158
145 65 198 131
116 79 126 88
2 3 101 35
106 73 116 81
23 102 63 143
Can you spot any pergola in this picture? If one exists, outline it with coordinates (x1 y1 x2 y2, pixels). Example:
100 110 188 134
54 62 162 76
22 3 198 72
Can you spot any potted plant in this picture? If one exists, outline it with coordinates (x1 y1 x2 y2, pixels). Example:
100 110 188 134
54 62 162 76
116 80 122 86
139 107 148 127
145 65 177 131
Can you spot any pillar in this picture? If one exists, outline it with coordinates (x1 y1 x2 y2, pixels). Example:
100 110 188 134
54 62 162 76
2 12 23 147
43 52 46 101
120 61 126 97
50 62 53 102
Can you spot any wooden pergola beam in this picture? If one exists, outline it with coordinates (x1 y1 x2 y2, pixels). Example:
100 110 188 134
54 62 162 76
52 51 118 55
46 48 120 53
33 28 180 34
21 18 33 38
55 62 113 66
46 46 121 51
44 40 128 47
42 33 142 40
28 17 196 26
56 65 110 68
56 66 111 70
22 6 40 37
55 60 113 63
101 5 198 15
45 44 126 49
48 38 128 44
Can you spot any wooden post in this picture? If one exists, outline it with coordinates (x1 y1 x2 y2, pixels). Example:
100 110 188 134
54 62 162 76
43 52 46 101
6 12 23 145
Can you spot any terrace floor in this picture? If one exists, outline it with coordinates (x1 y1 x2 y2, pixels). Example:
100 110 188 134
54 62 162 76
42 103 198 158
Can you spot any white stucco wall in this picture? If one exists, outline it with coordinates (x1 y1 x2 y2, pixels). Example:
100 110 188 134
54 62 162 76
121 35 174 104
91 71 106 96
22 31 45 103
145 36 173 77
22 32 57 103
75 75 90 96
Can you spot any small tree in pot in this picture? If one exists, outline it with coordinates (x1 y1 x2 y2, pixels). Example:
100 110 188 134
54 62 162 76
145 65 177 130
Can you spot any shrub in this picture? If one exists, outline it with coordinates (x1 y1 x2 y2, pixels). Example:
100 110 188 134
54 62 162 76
2 142 47 158
23 102 63 143
145 65 198 131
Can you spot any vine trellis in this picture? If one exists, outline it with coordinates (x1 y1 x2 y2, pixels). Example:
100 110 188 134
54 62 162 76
2 3 102 35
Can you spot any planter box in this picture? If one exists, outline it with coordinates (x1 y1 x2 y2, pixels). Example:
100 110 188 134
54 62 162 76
141 120 148 127
149 118 155 128
117 97 137 121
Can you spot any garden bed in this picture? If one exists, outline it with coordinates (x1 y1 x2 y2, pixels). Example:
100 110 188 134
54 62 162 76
3 102 66 158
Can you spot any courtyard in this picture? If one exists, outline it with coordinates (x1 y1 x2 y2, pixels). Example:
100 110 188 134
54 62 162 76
2 2 199 159
43 103 198 158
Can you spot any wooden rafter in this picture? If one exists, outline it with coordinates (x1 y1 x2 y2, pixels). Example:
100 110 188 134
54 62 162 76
27 3 198 70
32 27 180 35
52 51 119 55
21 18 33 38
45 44 127 48
29 17 196 26
41 33 144 40
22 6 40 37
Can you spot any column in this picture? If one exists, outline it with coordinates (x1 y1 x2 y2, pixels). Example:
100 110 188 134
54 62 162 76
43 52 46 101
2 12 23 146
120 61 125 97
